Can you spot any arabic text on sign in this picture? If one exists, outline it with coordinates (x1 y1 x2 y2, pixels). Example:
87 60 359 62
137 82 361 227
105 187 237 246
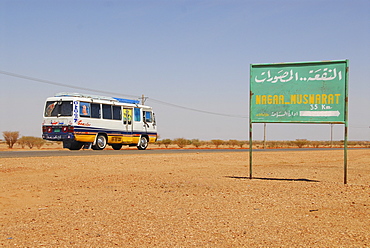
255 68 342 83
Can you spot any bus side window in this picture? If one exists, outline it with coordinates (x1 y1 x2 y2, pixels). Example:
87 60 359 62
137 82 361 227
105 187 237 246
91 103 101 118
123 108 132 124
80 102 91 117
113 106 121 120
144 111 153 123
134 108 141 122
102 104 112 119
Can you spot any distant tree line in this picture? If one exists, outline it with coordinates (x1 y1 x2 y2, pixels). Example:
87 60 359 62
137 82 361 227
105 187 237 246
156 138 370 149
2 131 370 149
156 138 247 149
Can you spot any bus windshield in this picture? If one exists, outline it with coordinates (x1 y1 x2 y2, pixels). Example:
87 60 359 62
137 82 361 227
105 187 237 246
45 101 73 117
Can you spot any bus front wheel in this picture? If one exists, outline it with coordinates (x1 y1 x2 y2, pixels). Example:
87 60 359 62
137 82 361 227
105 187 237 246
92 134 107 150
137 136 148 150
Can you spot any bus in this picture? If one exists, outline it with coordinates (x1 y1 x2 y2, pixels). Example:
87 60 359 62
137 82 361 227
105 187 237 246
42 93 157 150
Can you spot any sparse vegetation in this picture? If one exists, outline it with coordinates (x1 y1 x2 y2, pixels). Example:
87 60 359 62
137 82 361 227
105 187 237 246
161 139 172 148
294 139 309 148
153 138 370 149
1 131 369 150
173 138 190 148
228 139 239 148
18 136 46 149
211 139 224 149
190 139 202 148
238 141 246 148
2 131 19 149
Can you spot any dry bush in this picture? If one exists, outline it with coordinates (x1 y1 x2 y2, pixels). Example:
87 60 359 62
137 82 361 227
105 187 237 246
2 131 19 149
228 139 239 148
266 141 279 148
155 140 163 147
253 140 263 146
276 141 287 148
294 139 309 148
310 141 321 148
191 139 202 148
238 141 247 148
160 139 172 148
173 138 189 148
211 139 224 148
17 136 27 148
18 136 46 149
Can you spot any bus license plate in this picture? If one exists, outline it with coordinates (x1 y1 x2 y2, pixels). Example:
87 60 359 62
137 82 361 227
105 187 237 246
54 128 61 133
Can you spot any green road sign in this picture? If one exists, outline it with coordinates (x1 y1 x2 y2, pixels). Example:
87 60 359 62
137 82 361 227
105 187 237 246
250 60 348 123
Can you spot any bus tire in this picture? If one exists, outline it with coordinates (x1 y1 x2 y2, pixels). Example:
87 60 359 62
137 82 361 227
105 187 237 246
137 136 148 150
69 141 83 150
92 134 107 150
111 144 122 150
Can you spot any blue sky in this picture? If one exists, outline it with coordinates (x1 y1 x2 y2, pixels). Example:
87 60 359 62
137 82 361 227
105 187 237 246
1 0 369 141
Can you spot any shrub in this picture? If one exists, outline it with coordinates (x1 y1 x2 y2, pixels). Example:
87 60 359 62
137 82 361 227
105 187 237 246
191 139 202 148
267 141 279 148
295 139 308 148
161 139 172 148
211 139 224 149
228 140 239 148
238 141 246 148
155 140 163 147
2 131 19 149
173 138 189 148
17 136 27 148
34 137 46 149
18 136 46 149
311 141 321 148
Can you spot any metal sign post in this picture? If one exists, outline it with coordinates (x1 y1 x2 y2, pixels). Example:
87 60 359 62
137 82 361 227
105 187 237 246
249 60 349 183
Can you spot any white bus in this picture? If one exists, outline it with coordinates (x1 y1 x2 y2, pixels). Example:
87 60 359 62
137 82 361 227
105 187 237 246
42 93 157 150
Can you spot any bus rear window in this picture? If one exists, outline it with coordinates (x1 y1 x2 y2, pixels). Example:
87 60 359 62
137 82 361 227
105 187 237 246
45 101 73 117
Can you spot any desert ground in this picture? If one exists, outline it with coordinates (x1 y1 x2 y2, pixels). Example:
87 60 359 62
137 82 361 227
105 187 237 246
1 149 369 247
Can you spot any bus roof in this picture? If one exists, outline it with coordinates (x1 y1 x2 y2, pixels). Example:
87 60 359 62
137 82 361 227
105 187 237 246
54 92 140 105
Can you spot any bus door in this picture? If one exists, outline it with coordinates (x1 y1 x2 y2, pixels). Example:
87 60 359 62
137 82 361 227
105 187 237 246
143 109 156 143
132 108 144 135
122 108 133 143
143 110 155 133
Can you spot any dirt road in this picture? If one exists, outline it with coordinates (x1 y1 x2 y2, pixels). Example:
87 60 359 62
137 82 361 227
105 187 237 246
1 150 369 247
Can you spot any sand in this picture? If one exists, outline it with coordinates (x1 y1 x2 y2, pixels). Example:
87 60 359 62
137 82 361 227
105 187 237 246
1 149 369 247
